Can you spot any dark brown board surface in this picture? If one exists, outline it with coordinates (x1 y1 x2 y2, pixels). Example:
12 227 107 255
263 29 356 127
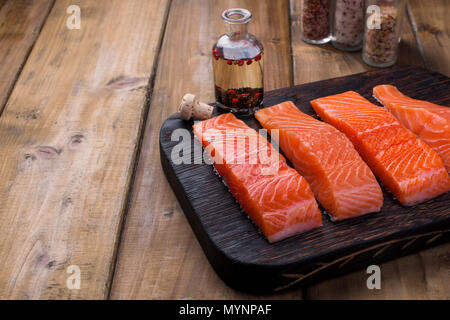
159 66 450 293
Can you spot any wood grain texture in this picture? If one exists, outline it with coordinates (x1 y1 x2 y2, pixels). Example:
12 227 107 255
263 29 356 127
0 0 170 299
158 66 450 293
0 0 54 113
407 0 449 76
110 0 300 299
304 0 450 299
306 243 450 300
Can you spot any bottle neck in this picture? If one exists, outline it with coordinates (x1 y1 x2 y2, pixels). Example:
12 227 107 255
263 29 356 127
227 23 249 41
222 8 252 41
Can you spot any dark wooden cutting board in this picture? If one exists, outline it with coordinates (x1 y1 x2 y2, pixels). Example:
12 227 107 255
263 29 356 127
159 66 450 293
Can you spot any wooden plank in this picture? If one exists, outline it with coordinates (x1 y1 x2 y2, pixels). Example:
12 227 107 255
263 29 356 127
303 0 449 299
0 0 170 299
109 0 300 299
306 244 450 299
0 0 54 114
407 0 449 76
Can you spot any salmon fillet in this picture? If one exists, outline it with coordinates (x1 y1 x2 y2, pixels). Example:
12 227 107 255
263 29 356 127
373 84 450 171
193 113 322 242
255 101 383 221
311 91 450 206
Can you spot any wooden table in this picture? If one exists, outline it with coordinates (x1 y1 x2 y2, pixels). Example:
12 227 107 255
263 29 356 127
0 0 448 300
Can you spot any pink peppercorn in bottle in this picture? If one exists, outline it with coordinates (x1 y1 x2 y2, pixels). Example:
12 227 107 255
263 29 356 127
212 8 264 115
300 0 331 44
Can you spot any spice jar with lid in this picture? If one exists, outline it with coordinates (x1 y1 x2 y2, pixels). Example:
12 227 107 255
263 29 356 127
332 0 365 51
362 0 407 67
212 8 264 115
300 0 331 44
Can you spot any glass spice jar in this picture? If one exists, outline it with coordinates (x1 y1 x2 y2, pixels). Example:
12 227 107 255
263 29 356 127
362 0 407 67
332 0 365 51
212 8 264 115
300 0 331 44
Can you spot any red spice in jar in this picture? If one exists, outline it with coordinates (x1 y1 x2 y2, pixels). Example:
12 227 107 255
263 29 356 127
301 0 330 41
364 6 399 64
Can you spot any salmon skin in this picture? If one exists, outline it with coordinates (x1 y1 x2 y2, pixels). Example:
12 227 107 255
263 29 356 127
255 101 383 221
373 84 450 172
192 113 322 243
311 91 450 206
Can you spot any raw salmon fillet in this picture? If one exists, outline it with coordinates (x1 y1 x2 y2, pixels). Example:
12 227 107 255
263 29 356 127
255 101 383 221
373 84 450 171
311 91 450 206
192 113 322 243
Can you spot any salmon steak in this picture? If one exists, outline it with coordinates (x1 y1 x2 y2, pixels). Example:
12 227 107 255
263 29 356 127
311 91 450 206
192 113 322 243
255 101 383 221
373 84 450 172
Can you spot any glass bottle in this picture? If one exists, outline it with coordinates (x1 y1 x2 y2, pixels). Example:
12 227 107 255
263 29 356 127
331 0 365 51
212 8 264 115
300 0 331 44
362 0 407 67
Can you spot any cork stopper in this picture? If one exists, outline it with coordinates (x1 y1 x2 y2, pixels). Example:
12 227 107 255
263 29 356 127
178 93 213 120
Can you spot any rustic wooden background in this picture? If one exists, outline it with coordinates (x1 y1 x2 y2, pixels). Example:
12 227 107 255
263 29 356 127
0 0 448 299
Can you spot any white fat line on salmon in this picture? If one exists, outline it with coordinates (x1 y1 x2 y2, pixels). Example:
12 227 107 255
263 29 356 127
170 128 280 174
